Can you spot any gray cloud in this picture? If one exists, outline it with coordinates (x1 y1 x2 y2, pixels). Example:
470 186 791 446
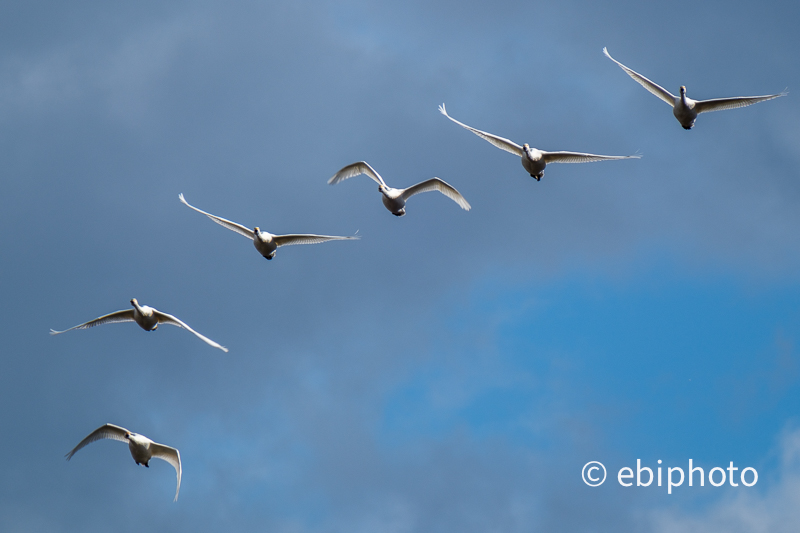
1 0 799 531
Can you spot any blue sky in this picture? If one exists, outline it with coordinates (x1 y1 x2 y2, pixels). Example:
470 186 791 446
2 0 800 531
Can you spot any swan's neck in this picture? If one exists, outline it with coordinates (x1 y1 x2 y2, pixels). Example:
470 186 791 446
524 146 540 161
256 230 271 244
131 300 153 319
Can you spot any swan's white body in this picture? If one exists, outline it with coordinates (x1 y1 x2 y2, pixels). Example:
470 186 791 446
328 161 471 216
66 423 182 501
50 298 228 352
438 104 639 180
603 47 787 130
179 194 358 259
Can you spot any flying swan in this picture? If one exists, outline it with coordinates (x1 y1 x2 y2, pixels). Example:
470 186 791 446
328 161 471 216
179 193 358 260
439 103 639 180
603 47 787 130
66 423 182 502
50 298 228 352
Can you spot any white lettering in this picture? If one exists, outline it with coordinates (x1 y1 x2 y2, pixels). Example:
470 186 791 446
637 459 653 487
667 467 684 494
709 467 726 487
618 467 633 487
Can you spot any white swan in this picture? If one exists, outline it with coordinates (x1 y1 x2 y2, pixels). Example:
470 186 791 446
328 161 471 216
66 423 182 502
439 104 639 180
179 193 358 260
50 298 228 352
603 47 787 130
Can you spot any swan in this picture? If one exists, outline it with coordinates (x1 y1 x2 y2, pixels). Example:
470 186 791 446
65 423 182 501
328 161 471 216
603 47 787 130
179 193 358 259
50 298 228 352
438 103 639 180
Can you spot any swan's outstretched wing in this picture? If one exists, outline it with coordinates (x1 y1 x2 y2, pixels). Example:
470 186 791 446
273 234 360 247
150 442 182 502
438 103 524 156
603 47 676 106
543 151 641 164
329 161 387 186
50 310 135 335
401 178 471 211
153 310 228 352
65 423 130 460
694 91 787 114
178 193 255 241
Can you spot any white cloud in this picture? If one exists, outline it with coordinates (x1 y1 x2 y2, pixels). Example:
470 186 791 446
650 426 800 533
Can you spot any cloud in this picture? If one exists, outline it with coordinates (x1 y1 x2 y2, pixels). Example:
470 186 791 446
1 1 799 532
650 426 800 533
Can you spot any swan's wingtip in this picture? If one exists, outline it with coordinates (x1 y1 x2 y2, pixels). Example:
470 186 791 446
49 329 60 335
438 103 447 115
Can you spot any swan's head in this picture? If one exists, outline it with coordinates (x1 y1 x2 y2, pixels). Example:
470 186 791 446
393 208 406 217
253 227 260 235
127 432 149 446
680 86 686 95
130 298 139 307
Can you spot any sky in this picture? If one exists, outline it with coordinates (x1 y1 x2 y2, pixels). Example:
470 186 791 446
1 0 800 531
